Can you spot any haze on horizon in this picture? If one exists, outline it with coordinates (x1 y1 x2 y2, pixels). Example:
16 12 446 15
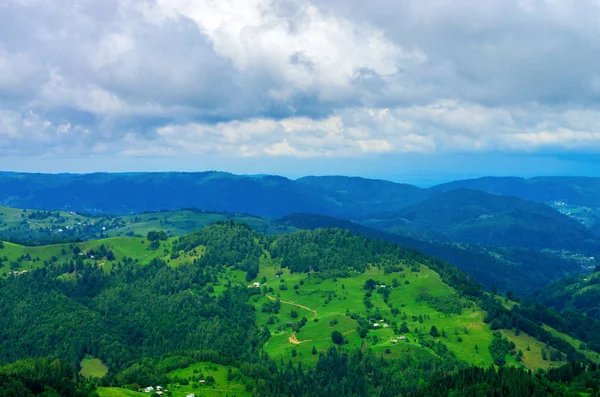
2 0 600 182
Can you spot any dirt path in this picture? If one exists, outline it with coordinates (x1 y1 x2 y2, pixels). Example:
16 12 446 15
266 295 317 319
289 332 300 345
288 329 356 345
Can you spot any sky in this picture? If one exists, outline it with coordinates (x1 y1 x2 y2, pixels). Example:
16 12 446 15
1 0 600 182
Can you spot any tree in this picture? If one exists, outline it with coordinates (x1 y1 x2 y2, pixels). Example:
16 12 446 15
147 230 168 241
363 279 377 291
331 331 344 345
400 322 409 333
429 326 439 338
312 346 317 355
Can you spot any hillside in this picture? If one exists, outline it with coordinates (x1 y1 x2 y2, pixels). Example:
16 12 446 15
364 189 600 252
1 221 599 395
277 213 589 295
532 267 600 320
0 206 294 245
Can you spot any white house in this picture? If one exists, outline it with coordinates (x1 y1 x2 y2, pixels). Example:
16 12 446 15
398 336 407 341
186 394 195 397
383 324 389 328
144 386 154 393
372 323 380 328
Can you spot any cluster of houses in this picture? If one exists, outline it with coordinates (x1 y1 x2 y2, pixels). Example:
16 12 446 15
142 385 167 394
391 336 407 344
371 319 389 328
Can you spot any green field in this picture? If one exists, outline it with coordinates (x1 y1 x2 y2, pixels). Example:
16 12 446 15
245 263 583 371
80 357 108 378
165 362 251 397
0 235 189 276
98 360 252 397
98 388 146 397
248 264 499 367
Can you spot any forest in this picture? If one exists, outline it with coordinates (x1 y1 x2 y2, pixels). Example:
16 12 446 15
0 221 599 396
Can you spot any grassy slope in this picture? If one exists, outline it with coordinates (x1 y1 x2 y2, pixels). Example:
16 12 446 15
245 257 600 371
248 264 532 369
0 237 169 276
98 388 146 397
0 206 95 231
166 362 251 397
0 206 295 243
80 357 108 378
1 218 592 375
108 210 294 238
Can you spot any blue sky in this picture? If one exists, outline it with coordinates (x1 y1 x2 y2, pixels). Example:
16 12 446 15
1 0 600 183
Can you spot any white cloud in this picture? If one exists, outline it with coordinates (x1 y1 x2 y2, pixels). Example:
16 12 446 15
1 0 600 160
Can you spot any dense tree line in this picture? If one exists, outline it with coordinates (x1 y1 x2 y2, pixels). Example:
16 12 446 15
0 358 97 396
0 255 264 371
174 221 264 280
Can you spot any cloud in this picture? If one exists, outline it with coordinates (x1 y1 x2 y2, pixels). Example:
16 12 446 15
1 0 600 161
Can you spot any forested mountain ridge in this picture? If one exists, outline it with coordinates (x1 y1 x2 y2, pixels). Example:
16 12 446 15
1 221 600 395
432 176 600 207
364 188 600 252
2 171 597 247
532 267 600 321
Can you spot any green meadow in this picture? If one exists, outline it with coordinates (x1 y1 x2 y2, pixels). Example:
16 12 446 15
166 362 251 397
247 263 574 370
98 388 146 397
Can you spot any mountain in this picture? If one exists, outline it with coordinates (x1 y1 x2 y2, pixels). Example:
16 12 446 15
433 176 600 207
0 172 434 220
0 221 599 396
364 189 600 252
0 172 335 217
296 175 432 218
532 267 600 320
